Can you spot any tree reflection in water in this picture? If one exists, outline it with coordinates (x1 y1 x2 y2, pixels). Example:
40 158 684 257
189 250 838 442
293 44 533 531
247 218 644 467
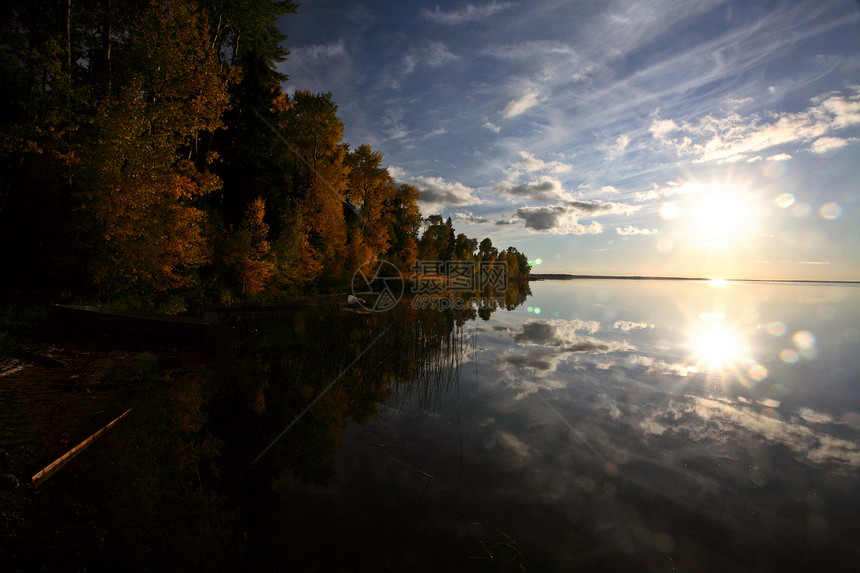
15 289 527 570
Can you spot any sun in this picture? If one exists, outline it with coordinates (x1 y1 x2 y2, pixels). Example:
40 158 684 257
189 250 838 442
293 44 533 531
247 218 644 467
686 185 757 245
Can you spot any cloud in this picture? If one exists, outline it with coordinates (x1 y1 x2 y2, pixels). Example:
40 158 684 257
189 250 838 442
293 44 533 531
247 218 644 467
290 40 346 61
616 225 658 236
503 351 555 371
650 87 860 163
496 177 569 202
613 320 654 331
517 151 571 174
495 430 533 459
811 136 854 156
425 41 459 68
638 395 860 468
422 2 512 25
402 42 458 73
513 319 634 354
607 134 631 158
457 211 491 224
483 121 501 133
512 200 637 234
633 180 700 202
406 175 483 207
502 89 541 118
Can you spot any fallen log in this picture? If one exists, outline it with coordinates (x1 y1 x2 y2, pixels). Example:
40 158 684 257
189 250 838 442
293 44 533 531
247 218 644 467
31 408 132 486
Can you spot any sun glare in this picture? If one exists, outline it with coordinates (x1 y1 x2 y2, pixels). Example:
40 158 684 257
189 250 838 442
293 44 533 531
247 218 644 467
687 188 755 244
688 314 750 373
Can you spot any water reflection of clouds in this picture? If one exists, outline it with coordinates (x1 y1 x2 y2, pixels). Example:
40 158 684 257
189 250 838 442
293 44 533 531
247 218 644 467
636 395 860 468
513 319 632 353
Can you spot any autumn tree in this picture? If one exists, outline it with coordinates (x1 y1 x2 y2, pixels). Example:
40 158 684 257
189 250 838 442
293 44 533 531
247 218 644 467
74 0 230 302
345 144 395 261
278 90 349 279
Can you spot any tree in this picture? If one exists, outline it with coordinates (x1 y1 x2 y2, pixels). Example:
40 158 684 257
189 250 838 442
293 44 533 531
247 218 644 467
418 215 454 262
478 237 498 262
279 90 349 278
453 233 478 261
74 0 230 302
385 183 421 269
345 144 394 260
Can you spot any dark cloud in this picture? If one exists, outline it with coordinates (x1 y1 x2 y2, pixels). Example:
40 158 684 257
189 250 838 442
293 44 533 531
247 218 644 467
514 321 557 344
499 180 564 201
513 205 567 231
512 200 637 234
503 352 554 370
514 320 632 354
410 176 482 207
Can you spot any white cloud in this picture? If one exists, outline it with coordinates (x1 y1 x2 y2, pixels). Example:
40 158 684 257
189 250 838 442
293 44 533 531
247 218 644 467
483 121 501 133
517 151 571 174
811 136 852 156
650 87 860 163
613 320 654 331
503 89 541 118
422 2 512 25
616 225 658 236
768 153 793 161
633 181 697 203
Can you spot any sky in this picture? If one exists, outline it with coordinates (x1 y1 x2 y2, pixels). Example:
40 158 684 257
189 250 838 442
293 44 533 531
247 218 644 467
276 0 860 281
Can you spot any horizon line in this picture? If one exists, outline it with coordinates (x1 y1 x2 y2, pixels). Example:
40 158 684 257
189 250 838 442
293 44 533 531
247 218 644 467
527 273 860 285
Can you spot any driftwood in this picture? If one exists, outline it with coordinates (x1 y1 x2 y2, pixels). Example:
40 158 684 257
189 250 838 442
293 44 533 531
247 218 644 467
31 408 132 486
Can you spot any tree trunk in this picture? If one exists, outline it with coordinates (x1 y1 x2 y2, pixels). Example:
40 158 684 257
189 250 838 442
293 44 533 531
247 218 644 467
102 0 111 98
63 0 71 73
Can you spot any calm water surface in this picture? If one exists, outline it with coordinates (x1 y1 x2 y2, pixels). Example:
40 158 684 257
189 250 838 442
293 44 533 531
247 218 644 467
271 279 860 572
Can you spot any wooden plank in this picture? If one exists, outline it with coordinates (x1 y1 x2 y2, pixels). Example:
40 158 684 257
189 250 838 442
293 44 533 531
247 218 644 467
31 408 132 486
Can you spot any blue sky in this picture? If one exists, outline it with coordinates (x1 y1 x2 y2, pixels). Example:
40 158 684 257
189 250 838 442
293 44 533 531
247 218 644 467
277 1 860 280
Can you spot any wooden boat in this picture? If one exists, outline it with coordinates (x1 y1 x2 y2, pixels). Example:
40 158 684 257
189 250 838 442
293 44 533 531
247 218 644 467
52 304 229 340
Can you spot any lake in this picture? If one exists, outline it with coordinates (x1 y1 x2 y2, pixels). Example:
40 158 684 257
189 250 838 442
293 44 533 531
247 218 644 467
5 279 859 571
268 279 860 571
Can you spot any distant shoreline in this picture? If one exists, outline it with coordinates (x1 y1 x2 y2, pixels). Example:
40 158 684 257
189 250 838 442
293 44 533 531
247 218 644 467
527 274 860 285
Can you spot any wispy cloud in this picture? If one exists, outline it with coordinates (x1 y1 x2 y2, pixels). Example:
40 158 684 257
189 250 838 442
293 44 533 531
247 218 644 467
517 151 571 173
616 225 658 236
290 40 346 61
502 88 541 118
650 87 860 163
422 2 512 25
483 121 501 133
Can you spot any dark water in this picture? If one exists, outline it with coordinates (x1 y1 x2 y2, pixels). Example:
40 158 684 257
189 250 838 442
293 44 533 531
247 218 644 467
6 280 859 572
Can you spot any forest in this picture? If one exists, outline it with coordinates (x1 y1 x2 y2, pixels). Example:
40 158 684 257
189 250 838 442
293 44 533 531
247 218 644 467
0 0 530 311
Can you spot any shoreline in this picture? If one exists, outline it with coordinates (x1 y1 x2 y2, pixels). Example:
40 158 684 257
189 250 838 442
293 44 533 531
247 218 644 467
527 274 860 285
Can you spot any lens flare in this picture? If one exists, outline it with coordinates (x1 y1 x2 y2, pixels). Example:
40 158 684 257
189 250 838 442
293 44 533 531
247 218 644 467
819 202 842 220
774 193 795 208
766 321 786 336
